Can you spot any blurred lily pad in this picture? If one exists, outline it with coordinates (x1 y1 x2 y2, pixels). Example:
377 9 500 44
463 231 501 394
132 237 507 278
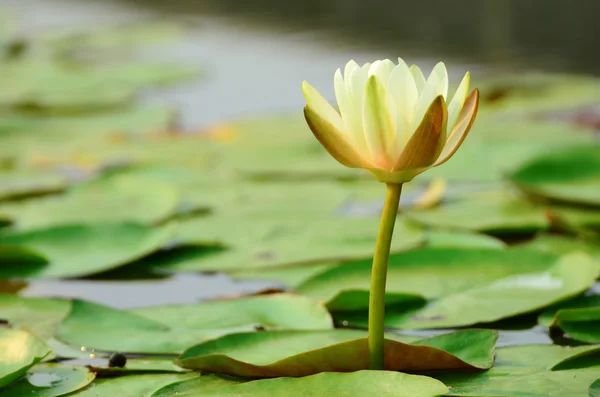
177 329 496 377
0 364 94 397
0 223 173 278
2 176 181 230
340 253 599 329
0 294 70 340
435 344 600 397
511 146 600 206
518 234 600 259
297 248 560 311
68 373 197 397
539 295 600 343
131 293 332 332
424 230 505 249
151 371 448 397
162 216 425 272
57 299 210 354
0 172 66 201
0 329 51 388
0 245 47 277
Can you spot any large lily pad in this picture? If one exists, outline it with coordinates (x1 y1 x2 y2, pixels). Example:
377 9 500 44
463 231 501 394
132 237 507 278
177 329 497 377
539 295 600 343
0 364 94 397
0 245 47 277
0 294 70 340
340 253 599 329
0 172 66 201
57 300 209 354
1 176 180 230
159 216 425 272
518 234 600 259
68 374 197 397
0 223 173 278
131 293 332 332
297 247 560 311
152 371 448 397
0 329 51 388
511 146 600 206
435 344 600 397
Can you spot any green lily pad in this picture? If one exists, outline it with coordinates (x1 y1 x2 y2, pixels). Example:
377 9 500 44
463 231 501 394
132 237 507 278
340 252 599 329
0 364 94 397
590 378 600 397
297 248 559 311
0 223 173 278
511 146 600 206
88 358 187 374
518 234 600 259
57 300 210 354
152 371 448 397
435 344 600 397
68 373 197 397
131 293 332 332
159 216 424 272
424 230 506 249
0 245 48 277
230 262 338 289
539 295 600 343
0 329 51 388
2 176 180 230
177 329 497 378
406 190 549 233
0 294 70 340
0 172 66 201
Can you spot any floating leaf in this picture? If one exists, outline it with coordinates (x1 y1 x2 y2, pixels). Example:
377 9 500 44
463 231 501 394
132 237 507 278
2 176 180 230
162 217 425 272
539 295 600 343
152 371 448 397
298 248 559 311
340 253 600 329
0 172 66 201
68 374 197 397
511 146 600 206
590 378 600 397
57 300 209 354
0 245 47 277
425 230 505 249
435 344 600 397
518 234 600 259
230 262 338 289
0 364 94 397
132 293 333 332
0 294 70 340
0 223 173 278
0 329 51 388
177 329 497 377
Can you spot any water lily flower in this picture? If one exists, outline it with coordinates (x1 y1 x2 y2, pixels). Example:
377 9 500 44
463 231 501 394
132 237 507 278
302 58 479 183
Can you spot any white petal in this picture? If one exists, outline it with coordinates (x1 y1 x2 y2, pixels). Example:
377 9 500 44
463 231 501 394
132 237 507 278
344 60 359 82
447 72 470 132
302 81 345 132
388 59 418 147
410 65 426 94
347 62 371 120
362 75 397 167
334 68 365 148
427 62 449 99
368 59 395 85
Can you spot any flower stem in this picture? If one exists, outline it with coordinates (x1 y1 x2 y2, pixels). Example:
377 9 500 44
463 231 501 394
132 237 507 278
368 182 402 370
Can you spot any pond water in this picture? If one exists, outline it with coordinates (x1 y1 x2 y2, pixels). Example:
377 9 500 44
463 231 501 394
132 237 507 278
3 0 598 349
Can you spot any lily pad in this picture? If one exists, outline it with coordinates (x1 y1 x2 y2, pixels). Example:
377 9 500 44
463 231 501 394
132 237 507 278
297 247 560 311
435 344 600 397
152 371 448 397
230 262 338 289
340 252 600 329
0 364 94 397
591 378 600 397
0 245 48 277
424 230 505 249
68 373 197 397
177 329 497 377
131 293 333 332
511 146 600 206
0 329 51 388
518 234 600 259
0 223 173 278
161 216 425 272
0 172 66 201
539 295 600 343
2 176 181 230
57 300 210 354
0 294 70 340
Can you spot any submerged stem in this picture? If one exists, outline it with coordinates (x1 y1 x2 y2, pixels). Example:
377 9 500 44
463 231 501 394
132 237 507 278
368 183 402 370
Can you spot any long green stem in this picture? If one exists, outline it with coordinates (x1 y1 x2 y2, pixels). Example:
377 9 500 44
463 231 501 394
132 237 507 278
368 182 403 370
